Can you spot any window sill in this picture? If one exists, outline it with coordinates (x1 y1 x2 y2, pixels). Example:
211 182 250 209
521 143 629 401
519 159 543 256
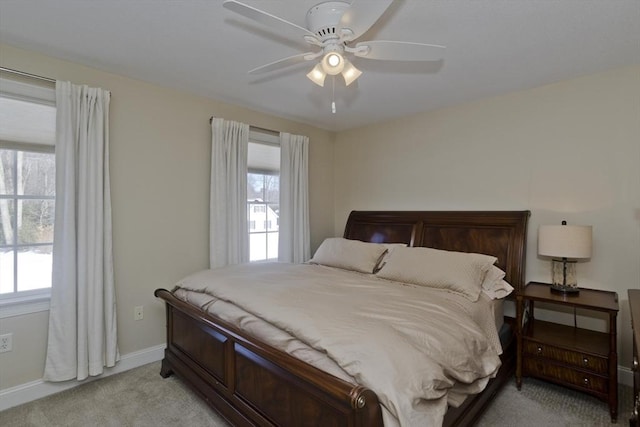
0 292 50 318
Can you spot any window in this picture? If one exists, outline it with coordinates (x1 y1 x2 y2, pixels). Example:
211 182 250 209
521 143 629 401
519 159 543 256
0 77 56 310
248 173 279 261
0 150 55 293
247 131 280 262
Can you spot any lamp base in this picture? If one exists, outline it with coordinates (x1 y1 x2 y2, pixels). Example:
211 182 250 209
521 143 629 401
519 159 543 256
551 259 577 286
550 284 580 295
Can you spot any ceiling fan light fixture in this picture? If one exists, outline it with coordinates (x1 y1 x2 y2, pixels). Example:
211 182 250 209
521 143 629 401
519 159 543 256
321 52 345 75
341 59 362 86
327 53 341 67
306 63 326 87
225 0 448 110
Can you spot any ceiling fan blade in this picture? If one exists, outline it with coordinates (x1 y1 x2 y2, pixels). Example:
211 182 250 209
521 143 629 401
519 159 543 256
339 0 394 41
223 0 319 43
354 40 446 61
248 52 314 74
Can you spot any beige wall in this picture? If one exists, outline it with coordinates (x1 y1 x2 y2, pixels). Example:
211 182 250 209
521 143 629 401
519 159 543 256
0 43 335 389
1 42 637 391
334 65 640 368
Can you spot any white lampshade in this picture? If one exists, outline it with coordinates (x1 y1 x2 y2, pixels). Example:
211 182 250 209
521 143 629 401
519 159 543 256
307 54 363 88
306 63 326 87
538 224 592 259
341 59 362 86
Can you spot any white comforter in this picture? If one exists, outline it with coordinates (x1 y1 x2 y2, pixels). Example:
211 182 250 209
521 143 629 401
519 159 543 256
175 263 501 427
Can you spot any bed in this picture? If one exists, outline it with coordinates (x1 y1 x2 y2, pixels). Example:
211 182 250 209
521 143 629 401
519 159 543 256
155 210 529 426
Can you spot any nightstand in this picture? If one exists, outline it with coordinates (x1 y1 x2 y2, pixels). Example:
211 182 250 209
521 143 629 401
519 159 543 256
516 281 619 422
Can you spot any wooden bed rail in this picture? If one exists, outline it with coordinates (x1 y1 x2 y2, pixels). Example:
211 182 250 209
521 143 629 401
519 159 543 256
154 288 384 427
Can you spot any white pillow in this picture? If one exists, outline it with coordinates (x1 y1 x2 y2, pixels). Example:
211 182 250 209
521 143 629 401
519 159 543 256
481 266 514 299
310 237 389 274
375 246 497 301
490 280 514 299
374 243 408 272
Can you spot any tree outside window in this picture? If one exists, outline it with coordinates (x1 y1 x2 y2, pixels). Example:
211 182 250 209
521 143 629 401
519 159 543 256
0 149 55 294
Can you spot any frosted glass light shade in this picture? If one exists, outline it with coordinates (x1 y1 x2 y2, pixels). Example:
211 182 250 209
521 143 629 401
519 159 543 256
306 63 326 87
341 59 362 86
307 55 363 87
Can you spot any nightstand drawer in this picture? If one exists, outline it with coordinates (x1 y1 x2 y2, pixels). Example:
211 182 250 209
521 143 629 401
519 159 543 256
523 358 608 394
523 340 608 374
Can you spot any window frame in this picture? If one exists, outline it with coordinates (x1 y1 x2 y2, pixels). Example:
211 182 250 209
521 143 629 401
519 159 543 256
0 76 55 317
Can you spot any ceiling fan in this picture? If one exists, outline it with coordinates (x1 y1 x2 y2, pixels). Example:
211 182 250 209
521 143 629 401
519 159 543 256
223 0 445 89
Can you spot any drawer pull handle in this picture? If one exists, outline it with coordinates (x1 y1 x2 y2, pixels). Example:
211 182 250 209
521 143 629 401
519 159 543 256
583 377 589 386
582 357 589 366
634 356 638 371
536 346 543 354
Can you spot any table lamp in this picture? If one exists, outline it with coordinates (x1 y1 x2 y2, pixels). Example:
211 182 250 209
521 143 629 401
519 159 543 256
538 221 592 294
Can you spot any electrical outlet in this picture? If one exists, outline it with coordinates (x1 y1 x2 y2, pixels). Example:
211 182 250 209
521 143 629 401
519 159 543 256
0 333 13 353
134 305 143 321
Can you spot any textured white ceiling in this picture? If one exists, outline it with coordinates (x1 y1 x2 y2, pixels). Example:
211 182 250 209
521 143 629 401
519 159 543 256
1 0 638 131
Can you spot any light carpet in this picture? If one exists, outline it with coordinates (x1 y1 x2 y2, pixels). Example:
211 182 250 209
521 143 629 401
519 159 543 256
0 362 633 426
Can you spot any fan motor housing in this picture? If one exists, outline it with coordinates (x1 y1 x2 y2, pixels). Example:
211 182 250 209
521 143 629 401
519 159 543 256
306 1 349 40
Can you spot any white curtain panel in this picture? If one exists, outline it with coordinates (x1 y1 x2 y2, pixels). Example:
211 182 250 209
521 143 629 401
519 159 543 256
44 81 118 382
210 118 249 268
278 132 310 263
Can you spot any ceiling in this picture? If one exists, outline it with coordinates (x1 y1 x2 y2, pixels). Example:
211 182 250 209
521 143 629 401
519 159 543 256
1 1 638 132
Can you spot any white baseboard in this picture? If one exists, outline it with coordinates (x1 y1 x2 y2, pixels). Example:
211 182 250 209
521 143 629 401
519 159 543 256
0 350 633 412
619 365 633 387
0 344 165 411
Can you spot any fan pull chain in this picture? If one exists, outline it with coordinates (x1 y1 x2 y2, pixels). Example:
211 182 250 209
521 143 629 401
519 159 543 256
331 76 336 114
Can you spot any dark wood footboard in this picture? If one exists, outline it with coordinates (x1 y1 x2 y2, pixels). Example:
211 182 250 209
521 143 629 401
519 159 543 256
155 288 383 427
156 287 516 427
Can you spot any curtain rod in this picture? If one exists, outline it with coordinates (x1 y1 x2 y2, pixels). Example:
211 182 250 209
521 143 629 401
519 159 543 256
209 116 279 136
0 67 56 84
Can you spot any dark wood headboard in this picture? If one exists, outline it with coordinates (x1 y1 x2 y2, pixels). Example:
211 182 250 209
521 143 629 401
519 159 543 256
343 211 530 293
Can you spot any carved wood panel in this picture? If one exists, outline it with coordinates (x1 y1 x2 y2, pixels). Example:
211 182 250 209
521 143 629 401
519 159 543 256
234 344 349 426
172 310 227 384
